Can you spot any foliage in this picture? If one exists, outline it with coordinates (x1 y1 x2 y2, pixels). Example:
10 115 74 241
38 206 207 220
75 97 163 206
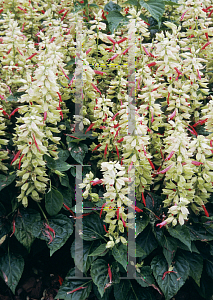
0 0 213 299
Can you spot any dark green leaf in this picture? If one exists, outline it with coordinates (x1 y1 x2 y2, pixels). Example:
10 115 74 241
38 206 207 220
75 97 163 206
139 0 165 22
106 11 129 34
135 266 155 288
181 250 203 286
205 257 213 280
151 253 190 300
187 223 213 241
0 203 10 240
122 0 138 5
0 252 24 294
164 0 180 5
59 173 70 187
0 173 16 191
71 240 99 273
56 268 92 300
88 243 108 256
90 259 119 297
104 1 122 12
57 149 70 161
45 188 64 216
168 225 191 251
82 214 106 241
136 225 158 259
112 244 127 271
69 142 88 165
32 214 73 256
55 160 72 171
93 282 112 300
114 279 131 300
135 213 149 237
162 236 178 265
65 58 76 67
44 154 56 169
127 281 155 300
59 187 74 208
14 208 41 252
128 241 147 257
89 3 99 7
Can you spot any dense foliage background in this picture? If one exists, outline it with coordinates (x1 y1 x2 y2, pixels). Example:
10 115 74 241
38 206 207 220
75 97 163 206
0 0 213 299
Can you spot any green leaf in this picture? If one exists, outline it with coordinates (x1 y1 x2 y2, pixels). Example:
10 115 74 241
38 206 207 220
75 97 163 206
106 11 129 34
88 243 108 256
128 241 147 257
69 142 88 165
59 173 70 187
65 58 75 67
151 254 190 300
164 0 180 5
0 252 24 294
135 266 155 288
122 0 138 5
45 188 64 216
56 268 92 300
187 223 213 241
127 281 155 300
57 149 70 161
181 250 203 286
32 214 73 256
55 159 72 171
168 225 191 251
14 208 41 252
90 259 120 297
139 0 165 22
72 0 86 13
0 203 10 240
59 187 74 208
205 257 213 280
162 236 178 265
112 244 127 271
104 1 122 12
44 154 56 169
89 3 99 7
82 214 106 241
114 279 131 300
136 225 158 259
0 173 16 191
135 213 149 237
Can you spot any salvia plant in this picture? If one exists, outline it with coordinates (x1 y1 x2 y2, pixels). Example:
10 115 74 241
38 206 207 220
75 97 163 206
0 0 213 299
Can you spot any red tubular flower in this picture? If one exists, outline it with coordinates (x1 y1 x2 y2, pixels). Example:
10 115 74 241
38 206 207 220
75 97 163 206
104 144 108 158
142 192 146 206
117 37 127 44
128 161 133 172
197 69 201 80
192 118 208 127
143 46 150 56
131 205 143 213
67 287 87 295
188 124 198 136
92 144 101 152
108 264 112 283
162 271 177 280
91 179 103 186
91 83 101 94
0 108 9 117
26 52 38 60
112 112 119 121
116 208 119 220
122 45 132 55
11 150 21 165
61 10 68 21
156 164 173 174
43 111 47 122
115 146 119 159
85 123 95 133
120 215 126 228
107 36 116 50
108 53 119 61
168 109 176 120
156 220 167 228
94 70 107 75
105 48 114 52
202 204 209 217
18 154 24 170
100 203 107 218
0 9 3 14
103 225 109 233
147 62 156 68
49 36 56 43
9 107 20 119
205 33 209 41
114 127 121 139
165 151 175 161
191 161 203 166
45 223 55 238
117 137 124 143
180 9 189 21
210 140 213 147
147 158 155 170
58 9 65 14
32 134 40 152
59 66 69 79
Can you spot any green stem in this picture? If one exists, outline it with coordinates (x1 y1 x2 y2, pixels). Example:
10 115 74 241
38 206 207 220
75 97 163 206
37 202 48 223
